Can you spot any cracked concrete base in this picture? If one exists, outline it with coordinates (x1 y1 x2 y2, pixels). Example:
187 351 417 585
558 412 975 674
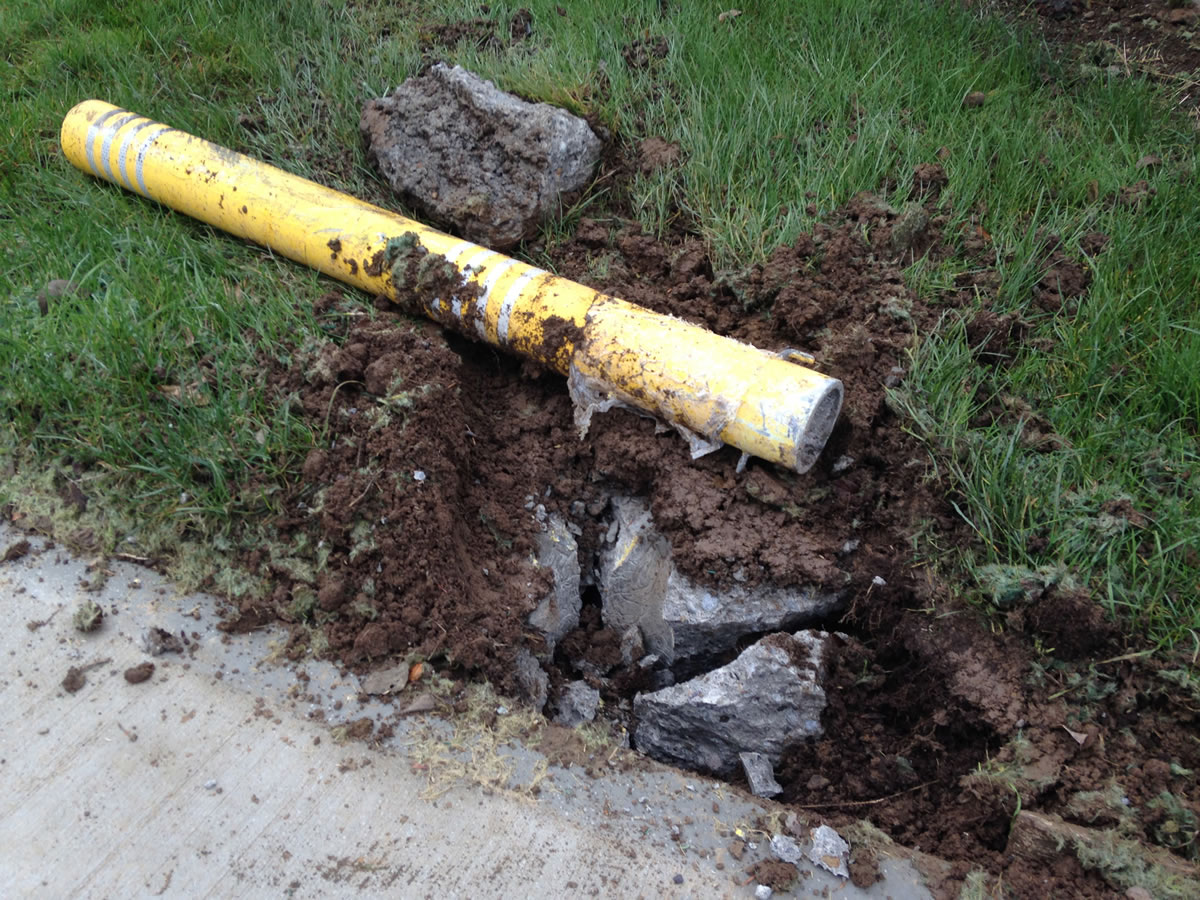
0 523 930 899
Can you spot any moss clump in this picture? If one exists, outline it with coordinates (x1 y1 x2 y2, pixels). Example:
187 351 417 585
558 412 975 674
72 598 104 633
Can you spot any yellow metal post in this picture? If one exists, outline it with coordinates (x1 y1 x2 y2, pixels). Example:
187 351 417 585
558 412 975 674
60 100 842 472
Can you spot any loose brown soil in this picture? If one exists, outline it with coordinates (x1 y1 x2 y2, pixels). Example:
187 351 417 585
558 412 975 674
998 0 1200 115
217 11 1200 897
238 161 1199 893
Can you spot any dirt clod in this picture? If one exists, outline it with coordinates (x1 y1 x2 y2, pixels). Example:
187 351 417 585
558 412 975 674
62 667 86 693
123 662 155 684
1 539 31 563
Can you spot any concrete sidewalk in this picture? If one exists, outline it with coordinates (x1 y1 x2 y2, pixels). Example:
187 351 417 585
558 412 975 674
0 523 931 898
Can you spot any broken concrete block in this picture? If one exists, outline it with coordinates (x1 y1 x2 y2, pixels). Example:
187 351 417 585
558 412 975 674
599 497 841 664
514 648 549 712
665 569 843 662
554 680 601 728
528 515 581 654
361 64 603 249
740 752 783 798
633 631 829 776
597 497 674 662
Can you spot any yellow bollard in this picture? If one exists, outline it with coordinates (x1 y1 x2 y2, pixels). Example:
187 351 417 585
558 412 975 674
60 100 842 472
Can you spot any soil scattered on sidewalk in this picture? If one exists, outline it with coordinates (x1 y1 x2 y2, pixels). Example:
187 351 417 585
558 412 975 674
217 21 1198 892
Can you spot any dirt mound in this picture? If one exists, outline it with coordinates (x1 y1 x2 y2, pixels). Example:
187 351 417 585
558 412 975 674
231 149 1199 895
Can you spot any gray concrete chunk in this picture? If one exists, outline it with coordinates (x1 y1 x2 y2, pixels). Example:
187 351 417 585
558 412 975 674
633 631 829 776
528 515 581 654
514 648 549 712
597 497 674 662
361 64 603 249
554 680 601 728
665 568 844 661
740 751 783 798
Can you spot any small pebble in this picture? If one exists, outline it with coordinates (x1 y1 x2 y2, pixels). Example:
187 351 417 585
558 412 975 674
755 886 773 900
672 874 683 885
204 779 218 790
413 470 426 482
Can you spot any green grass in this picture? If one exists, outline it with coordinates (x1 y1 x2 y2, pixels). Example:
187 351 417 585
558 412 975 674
0 1 1197 650
0 0 426 553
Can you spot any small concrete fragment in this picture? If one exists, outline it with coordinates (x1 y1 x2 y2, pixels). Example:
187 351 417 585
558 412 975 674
361 663 412 696
808 824 850 879
554 680 600 728
770 833 804 866
619 625 645 667
141 626 183 656
361 64 603 249
514 648 549 712
528 515 582 655
633 631 829 776
597 497 674 662
740 752 783 798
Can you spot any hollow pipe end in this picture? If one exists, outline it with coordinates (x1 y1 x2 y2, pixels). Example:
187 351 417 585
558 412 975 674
788 377 844 474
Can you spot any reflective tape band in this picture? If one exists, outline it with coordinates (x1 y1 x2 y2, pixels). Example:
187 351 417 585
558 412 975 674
114 118 158 194
497 268 547 344
98 112 138 186
133 125 175 199
85 108 126 179
475 258 519 338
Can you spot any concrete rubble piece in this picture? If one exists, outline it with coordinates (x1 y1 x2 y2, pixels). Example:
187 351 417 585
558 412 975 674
0 522 937 899
597 497 674 662
598 497 843 665
528 514 582 655
514 647 550 711
361 63 603 249
739 751 783 798
554 680 601 728
633 631 830 776
808 824 852 878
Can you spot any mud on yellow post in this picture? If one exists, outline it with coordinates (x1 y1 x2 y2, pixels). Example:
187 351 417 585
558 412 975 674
60 100 843 473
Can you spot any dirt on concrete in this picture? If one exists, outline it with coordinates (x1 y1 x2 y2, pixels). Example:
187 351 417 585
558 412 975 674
233 158 1200 894
218 23 1200 891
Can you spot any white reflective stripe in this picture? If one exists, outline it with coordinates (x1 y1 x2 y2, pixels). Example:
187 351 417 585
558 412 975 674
475 258 519 338
114 117 156 192
99 112 138 186
452 249 496 319
431 241 476 313
497 268 547 344
133 125 174 198
85 108 126 179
